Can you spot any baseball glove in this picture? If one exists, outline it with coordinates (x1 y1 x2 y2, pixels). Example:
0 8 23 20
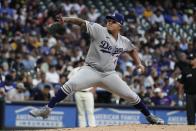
47 22 65 36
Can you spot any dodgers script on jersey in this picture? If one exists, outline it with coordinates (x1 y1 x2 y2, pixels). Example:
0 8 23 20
85 21 136 72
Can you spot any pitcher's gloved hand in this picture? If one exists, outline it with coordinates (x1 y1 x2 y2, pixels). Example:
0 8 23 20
55 14 64 24
47 22 65 35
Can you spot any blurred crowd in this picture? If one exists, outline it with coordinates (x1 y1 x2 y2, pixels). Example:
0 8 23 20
0 0 195 107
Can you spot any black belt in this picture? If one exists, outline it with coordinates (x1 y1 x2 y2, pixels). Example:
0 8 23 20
79 90 88 92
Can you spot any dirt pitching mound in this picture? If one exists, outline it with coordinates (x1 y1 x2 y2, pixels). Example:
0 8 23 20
28 124 196 131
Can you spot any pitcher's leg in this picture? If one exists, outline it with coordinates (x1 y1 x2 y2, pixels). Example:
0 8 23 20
49 66 101 108
64 66 101 92
48 87 68 108
101 74 148 114
102 73 140 105
101 73 164 124
30 66 101 118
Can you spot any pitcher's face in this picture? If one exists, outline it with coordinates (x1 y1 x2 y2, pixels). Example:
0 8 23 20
106 19 121 33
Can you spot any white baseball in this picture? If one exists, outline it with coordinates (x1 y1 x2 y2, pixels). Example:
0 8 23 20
137 68 142 73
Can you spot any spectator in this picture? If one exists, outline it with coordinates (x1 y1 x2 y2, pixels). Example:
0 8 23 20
151 9 165 25
162 76 173 95
143 5 154 21
95 87 112 104
3 74 16 92
23 74 34 95
171 81 185 107
35 72 52 91
47 34 57 48
165 8 183 25
32 71 42 87
32 84 51 101
143 72 155 89
6 82 29 101
21 53 36 71
45 65 60 84
87 6 100 22
139 86 153 106
179 38 188 51
0 73 5 99
151 88 174 106
11 54 24 72
183 9 193 24
130 78 141 94
134 1 144 16
126 9 137 23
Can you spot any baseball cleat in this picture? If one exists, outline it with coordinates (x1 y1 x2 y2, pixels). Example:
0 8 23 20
29 106 52 119
146 115 164 124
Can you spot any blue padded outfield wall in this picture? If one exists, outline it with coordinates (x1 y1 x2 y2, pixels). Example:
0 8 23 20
4 104 77 128
94 108 188 125
1 101 195 129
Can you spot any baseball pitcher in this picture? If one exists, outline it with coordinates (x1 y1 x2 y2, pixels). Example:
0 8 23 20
30 13 164 124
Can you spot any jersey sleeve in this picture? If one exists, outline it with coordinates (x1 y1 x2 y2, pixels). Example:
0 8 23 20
85 21 103 40
124 38 136 52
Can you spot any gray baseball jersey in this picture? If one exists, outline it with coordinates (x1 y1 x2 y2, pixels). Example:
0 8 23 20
62 21 140 105
85 21 136 72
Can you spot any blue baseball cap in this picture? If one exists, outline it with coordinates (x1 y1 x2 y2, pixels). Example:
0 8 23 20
106 13 125 25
